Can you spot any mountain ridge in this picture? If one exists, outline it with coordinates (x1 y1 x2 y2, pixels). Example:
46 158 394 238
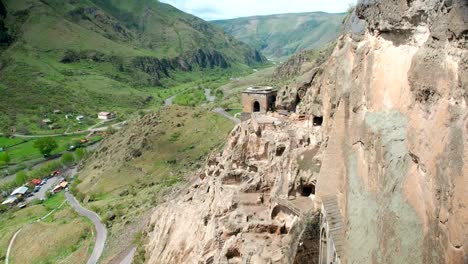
212 11 345 60
0 0 265 132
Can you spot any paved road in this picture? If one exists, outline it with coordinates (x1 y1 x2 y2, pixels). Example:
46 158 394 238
205 89 215 102
119 247 137 264
164 95 176 107
65 192 107 264
25 177 59 202
0 121 126 139
213 108 241 125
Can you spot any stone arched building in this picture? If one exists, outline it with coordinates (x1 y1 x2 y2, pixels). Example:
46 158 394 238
241 87 277 120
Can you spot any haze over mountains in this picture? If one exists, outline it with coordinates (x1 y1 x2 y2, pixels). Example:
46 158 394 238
0 0 265 131
212 12 345 60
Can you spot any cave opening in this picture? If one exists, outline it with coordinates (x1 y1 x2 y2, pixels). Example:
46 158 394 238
253 101 261 112
276 145 286 156
300 184 315 197
269 96 277 111
313 116 323 126
294 94 301 112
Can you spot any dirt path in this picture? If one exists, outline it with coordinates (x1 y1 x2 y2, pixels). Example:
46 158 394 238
5 199 67 264
65 192 107 264
213 108 241 125
5 229 22 264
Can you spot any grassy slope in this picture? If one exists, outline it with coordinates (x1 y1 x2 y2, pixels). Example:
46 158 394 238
0 0 264 132
212 12 344 60
0 135 83 164
75 106 233 262
0 192 94 263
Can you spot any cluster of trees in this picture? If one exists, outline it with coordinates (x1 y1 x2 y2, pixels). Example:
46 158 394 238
0 152 10 165
2 145 88 193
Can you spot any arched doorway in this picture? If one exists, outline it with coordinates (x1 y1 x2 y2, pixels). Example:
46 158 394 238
253 101 261 112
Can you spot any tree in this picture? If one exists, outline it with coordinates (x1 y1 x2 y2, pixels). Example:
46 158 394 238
106 126 117 135
75 148 86 161
0 152 10 165
61 152 74 166
33 137 58 157
15 171 27 186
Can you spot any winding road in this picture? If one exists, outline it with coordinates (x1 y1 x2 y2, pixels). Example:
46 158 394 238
213 108 241 125
0 121 127 139
65 192 107 264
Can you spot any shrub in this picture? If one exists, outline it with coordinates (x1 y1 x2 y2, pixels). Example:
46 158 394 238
15 171 28 186
169 132 181 142
107 126 117 135
74 148 86 161
61 152 74 166
0 152 10 165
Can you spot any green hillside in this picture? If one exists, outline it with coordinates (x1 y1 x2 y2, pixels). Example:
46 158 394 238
212 12 344 61
0 0 265 133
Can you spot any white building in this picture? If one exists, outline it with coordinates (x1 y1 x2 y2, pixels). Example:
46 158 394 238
98 112 116 120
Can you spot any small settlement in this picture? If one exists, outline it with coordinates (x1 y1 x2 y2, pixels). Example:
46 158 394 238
1 171 68 208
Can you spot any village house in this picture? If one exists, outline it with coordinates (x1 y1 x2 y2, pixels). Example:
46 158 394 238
42 118 52 125
49 123 60 130
10 186 29 199
98 112 116 120
1 196 17 205
76 115 85 121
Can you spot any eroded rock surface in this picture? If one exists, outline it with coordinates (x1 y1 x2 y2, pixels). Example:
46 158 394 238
147 114 324 263
146 0 467 263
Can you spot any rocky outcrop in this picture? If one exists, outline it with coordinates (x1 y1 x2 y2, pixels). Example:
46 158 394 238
133 49 229 85
273 43 335 80
274 43 334 112
147 114 324 263
68 6 134 41
0 0 11 47
146 0 467 263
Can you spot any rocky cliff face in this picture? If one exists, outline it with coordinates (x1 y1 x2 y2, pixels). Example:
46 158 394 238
0 0 11 47
147 115 324 263
133 49 230 85
146 0 467 263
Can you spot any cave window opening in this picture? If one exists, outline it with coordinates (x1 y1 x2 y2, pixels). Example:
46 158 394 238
276 145 286 156
269 96 277 111
300 184 315 197
313 116 323 126
253 101 261 112
294 94 301 112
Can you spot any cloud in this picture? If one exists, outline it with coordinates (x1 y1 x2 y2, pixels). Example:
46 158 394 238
160 0 357 20
190 5 224 20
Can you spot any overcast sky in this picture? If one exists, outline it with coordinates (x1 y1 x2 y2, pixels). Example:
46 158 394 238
160 0 356 20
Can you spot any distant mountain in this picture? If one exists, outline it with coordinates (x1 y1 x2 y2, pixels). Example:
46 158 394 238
212 12 345 60
0 0 265 131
